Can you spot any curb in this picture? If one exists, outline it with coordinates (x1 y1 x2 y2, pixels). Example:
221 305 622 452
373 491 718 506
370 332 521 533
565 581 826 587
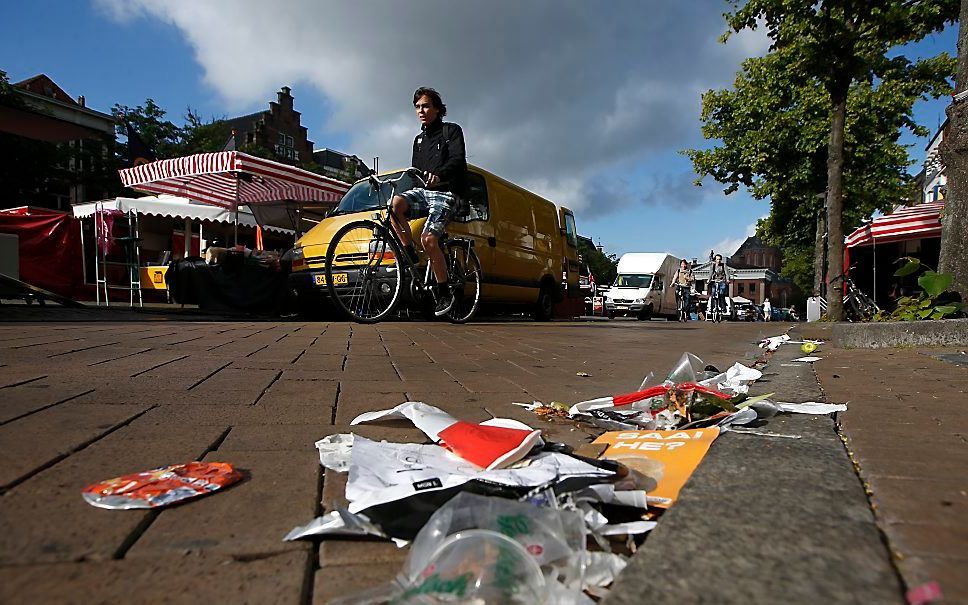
605 336 902 604
834 318 968 349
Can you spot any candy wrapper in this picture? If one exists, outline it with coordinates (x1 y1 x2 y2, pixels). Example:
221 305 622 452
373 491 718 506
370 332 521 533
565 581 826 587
82 462 242 510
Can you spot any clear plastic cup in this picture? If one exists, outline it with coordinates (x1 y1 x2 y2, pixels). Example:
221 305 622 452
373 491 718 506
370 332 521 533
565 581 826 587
400 529 546 604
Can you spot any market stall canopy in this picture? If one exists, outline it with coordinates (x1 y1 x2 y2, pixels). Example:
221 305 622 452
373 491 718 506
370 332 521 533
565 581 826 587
117 151 350 209
845 202 944 248
72 195 292 234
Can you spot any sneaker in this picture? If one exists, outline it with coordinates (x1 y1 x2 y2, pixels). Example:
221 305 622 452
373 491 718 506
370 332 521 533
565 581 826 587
434 288 455 317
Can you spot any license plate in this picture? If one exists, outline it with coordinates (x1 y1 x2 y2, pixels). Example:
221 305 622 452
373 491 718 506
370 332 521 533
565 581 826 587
314 273 347 286
615 305 628 310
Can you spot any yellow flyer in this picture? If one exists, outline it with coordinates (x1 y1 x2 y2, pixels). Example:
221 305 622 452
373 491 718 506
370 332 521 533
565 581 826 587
592 428 720 508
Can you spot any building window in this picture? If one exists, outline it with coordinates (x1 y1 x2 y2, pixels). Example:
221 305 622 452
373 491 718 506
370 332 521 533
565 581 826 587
278 133 286 145
737 283 745 294
286 135 294 147
750 283 757 293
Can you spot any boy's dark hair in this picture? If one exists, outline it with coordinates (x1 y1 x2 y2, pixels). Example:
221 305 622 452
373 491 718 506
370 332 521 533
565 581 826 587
413 87 447 117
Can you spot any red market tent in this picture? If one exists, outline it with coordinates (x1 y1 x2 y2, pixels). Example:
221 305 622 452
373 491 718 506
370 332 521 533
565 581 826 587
843 202 944 304
119 152 351 244
0 206 83 298
118 151 350 209
844 202 943 248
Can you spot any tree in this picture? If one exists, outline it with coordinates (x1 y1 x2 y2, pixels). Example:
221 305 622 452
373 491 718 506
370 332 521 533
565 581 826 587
695 0 957 320
578 238 618 285
939 0 968 298
112 99 183 163
688 49 952 296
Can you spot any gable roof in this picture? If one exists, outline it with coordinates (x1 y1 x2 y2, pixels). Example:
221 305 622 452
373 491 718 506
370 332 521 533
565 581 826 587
14 74 78 106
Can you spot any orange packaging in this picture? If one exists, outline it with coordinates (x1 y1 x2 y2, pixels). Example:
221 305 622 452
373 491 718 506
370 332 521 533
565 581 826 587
82 461 242 510
592 429 720 508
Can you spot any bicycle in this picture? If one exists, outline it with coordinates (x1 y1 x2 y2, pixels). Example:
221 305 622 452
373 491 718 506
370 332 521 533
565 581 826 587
709 281 727 323
842 265 879 322
675 285 690 322
324 168 482 324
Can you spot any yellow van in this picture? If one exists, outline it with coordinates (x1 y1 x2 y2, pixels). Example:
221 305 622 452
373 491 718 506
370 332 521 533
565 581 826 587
288 165 581 319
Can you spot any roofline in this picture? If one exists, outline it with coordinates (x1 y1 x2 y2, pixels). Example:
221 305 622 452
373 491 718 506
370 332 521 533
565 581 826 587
925 117 949 151
15 88 115 122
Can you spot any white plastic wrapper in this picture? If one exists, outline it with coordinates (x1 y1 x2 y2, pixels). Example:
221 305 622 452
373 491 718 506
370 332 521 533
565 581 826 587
315 433 354 472
344 436 614 515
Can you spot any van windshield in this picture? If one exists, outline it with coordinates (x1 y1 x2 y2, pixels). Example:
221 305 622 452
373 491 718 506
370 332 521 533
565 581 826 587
614 274 653 288
331 171 418 216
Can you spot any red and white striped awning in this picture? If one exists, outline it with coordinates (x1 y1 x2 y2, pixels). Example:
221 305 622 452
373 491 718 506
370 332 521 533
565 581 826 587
118 151 350 209
844 202 944 248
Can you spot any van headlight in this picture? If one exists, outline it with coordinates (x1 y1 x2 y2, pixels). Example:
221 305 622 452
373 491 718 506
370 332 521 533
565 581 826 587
634 298 645 304
284 246 305 268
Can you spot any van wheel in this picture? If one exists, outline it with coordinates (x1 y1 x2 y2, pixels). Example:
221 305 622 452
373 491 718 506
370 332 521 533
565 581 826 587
533 285 555 321
638 304 653 321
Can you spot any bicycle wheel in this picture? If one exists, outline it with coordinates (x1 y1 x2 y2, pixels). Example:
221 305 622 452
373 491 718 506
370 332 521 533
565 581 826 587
326 220 403 323
444 242 482 324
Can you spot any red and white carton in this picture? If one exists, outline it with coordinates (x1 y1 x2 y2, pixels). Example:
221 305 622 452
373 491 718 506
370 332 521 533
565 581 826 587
350 402 542 470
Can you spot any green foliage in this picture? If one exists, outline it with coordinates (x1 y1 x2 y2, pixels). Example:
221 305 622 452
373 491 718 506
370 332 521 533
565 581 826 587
113 100 236 163
0 69 25 108
688 1 958 293
578 239 618 285
875 257 964 320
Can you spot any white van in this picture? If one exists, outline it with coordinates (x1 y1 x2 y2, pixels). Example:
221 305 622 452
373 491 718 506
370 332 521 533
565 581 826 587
604 253 680 320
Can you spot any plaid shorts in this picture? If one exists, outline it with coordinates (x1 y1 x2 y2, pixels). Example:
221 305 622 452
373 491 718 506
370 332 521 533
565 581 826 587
400 188 455 237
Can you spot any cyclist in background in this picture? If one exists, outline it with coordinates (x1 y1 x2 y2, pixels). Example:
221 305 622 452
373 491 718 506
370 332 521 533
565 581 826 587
388 87 468 316
671 259 695 322
709 253 731 322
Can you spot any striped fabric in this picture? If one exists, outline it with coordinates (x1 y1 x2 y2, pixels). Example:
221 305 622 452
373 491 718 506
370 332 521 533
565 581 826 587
119 152 350 209
844 202 944 248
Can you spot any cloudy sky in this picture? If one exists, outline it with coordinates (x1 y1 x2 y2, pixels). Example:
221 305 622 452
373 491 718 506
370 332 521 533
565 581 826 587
2 1 955 261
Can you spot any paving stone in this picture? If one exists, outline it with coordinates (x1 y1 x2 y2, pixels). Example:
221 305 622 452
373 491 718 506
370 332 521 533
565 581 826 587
0 402 151 489
311 552 411 602
0 382 94 424
319 540 407 567
127 449 318 559
0 551 309 605
0 428 225 564
896 555 968 603
218 424 332 451
71 387 257 406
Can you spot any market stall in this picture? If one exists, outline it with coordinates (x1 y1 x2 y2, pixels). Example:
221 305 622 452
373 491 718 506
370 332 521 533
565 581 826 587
115 152 351 312
844 202 944 306
0 206 84 299
118 151 349 242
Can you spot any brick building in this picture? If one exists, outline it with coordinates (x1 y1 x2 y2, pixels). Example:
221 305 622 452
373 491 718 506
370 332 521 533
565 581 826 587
693 236 795 307
225 86 314 165
312 148 372 182
0 74 116 210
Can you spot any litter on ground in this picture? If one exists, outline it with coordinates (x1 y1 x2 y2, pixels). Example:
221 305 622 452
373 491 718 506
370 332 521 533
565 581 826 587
285 338 850 603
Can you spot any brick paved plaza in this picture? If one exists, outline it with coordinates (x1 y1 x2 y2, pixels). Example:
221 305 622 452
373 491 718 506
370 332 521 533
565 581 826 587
0 317 773 603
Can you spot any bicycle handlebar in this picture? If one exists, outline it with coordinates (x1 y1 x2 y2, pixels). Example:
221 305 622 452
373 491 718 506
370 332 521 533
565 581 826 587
367 167 428 190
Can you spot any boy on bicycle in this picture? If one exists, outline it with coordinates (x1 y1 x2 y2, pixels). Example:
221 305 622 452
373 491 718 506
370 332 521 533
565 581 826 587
671 259 695 322
389 87 468 316
708 253 731 321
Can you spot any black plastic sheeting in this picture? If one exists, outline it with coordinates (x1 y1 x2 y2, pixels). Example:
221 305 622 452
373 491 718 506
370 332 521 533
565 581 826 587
167 256 288 315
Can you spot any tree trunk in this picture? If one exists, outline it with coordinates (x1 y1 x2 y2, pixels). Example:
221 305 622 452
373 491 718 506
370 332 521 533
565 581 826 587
814 207 827 296
825 93 848 321
939 0 968 299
